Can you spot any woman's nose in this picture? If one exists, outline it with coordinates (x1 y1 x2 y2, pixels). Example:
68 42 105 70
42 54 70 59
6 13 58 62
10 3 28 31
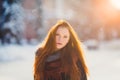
58 36 62 41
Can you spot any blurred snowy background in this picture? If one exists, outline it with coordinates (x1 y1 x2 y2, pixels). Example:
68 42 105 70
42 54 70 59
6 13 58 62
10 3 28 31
0 0 120 80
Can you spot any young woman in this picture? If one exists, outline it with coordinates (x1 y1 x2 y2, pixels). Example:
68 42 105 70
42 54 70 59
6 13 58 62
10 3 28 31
33 20 89 80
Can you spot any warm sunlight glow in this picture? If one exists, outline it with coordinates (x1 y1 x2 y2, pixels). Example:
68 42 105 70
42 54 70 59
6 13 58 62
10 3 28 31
110 0 120 10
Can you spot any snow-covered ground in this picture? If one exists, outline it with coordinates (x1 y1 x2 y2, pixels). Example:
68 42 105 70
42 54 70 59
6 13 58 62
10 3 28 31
0 44 36 80
0 42 120 80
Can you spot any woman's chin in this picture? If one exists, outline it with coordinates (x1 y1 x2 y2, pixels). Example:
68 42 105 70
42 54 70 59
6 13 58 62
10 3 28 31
56 46 63 50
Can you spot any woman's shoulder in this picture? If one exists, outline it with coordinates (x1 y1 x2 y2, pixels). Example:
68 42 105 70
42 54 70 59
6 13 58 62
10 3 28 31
71 50 79 62
35 47 43 56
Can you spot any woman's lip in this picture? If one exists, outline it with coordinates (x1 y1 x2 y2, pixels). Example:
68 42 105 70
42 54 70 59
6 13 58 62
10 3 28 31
57 43 62 45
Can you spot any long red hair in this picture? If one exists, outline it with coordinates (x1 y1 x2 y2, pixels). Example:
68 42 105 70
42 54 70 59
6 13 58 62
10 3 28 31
34 20 89 80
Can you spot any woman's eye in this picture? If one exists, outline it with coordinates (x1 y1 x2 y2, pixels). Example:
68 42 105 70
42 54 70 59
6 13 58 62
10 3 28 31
64 36 68 38
56 34 59 36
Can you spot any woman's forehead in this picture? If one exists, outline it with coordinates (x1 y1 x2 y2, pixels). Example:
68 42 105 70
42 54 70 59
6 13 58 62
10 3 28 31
56 27 69 33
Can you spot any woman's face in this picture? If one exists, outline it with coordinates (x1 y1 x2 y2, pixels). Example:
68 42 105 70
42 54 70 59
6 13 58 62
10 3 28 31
55 27 70 50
